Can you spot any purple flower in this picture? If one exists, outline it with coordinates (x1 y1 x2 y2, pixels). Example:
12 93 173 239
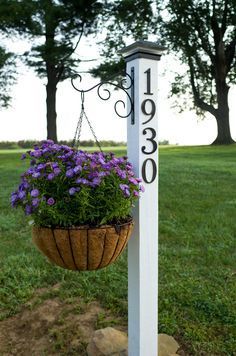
18 191 26 200
75 157 85 165
22 181 30 189
66 169 74 178
25 204 33 215
133 190 139 197
120 184 129 191
90 162 97 169
32 198 40 207
54 168 61 176
21 154 26 160
103 163 113 170
140 185 145 192
51 144 60 151
42 139 54 145
129 177 138 185
90 177 101 187
127 170 135 177
76 178 89 185
69 187 77 195
73 165 81 174
32 172 41 178
65 151 73 158
126 162 133 169
98 158 106 165
33 150 42 158
88 171 98 179
125 189 130 197
119 184 130 197
47 173 55 180
37 163 46 170
11 193 18 207
27 167 34 174
98 171 107 177
116 169 126 179
47 197 55 206
31 189 39 197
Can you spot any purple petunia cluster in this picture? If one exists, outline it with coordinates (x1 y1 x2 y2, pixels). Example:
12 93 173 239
11 140 144 221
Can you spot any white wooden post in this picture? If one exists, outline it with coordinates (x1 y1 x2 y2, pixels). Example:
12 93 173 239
120 41 165 356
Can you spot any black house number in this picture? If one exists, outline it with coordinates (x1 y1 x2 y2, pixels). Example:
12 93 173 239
141 68 157 184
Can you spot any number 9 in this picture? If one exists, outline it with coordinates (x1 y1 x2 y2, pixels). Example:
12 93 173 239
141 99 156 125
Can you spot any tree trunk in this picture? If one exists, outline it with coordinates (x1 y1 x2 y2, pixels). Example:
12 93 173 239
212 82 234 145
46 67 58 143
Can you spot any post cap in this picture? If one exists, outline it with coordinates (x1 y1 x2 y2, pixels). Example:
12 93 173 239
120 40 166 62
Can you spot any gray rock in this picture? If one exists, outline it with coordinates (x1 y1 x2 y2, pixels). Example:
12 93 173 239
87 327 128 356
158 333 180 356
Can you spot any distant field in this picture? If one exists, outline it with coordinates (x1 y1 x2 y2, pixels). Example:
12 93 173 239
0 145 236 355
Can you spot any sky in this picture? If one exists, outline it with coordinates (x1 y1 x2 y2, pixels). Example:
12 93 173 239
1 36 236 145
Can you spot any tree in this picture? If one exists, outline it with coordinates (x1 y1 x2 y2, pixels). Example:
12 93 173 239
94 0 236 145
0 0 103 142
0 46 16 109
0 0 25 109
157 0 236 144
91 0 153 80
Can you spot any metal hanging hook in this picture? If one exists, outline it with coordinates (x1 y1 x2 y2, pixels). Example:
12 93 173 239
81 91 85 110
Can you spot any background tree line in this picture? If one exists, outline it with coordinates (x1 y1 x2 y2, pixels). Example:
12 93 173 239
0 0 235 144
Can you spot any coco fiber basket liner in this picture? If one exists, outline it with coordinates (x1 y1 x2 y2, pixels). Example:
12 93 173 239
32 220 134 271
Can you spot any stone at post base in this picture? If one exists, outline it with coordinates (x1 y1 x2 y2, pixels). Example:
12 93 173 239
87 327 180 356
86 327 128 356
158 333 180 356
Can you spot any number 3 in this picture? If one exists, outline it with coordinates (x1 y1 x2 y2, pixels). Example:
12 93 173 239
141 128 157 155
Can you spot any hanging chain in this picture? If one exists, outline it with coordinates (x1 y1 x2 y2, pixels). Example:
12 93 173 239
72 110 83 148
83 110 102 152
72 91 102 152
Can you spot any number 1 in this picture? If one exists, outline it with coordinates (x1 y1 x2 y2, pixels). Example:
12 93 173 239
144 68 153 95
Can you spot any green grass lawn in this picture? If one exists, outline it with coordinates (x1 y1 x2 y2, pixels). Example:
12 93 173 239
1 145 236 355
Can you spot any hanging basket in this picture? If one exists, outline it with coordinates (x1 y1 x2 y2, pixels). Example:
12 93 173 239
32 220 134 271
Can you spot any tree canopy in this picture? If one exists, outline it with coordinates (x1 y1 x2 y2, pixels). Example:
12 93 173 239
0 46 16 109
0 0 104 141
94 0 236 144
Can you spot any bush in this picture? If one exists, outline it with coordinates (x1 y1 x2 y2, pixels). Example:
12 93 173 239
0 141 18 149
159 140 169 145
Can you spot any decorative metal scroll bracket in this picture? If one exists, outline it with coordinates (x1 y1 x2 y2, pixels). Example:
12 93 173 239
71 67 135 125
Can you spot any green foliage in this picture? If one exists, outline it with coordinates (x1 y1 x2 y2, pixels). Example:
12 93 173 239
10 0 104 80
0 0 106 140
0 46 16 108
31 172 134 227
92 0 153 78
0 0 35 33
157 0 236 115
159 139 169 146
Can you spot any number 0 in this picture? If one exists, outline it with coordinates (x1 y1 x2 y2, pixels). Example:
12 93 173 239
142 158 157 184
